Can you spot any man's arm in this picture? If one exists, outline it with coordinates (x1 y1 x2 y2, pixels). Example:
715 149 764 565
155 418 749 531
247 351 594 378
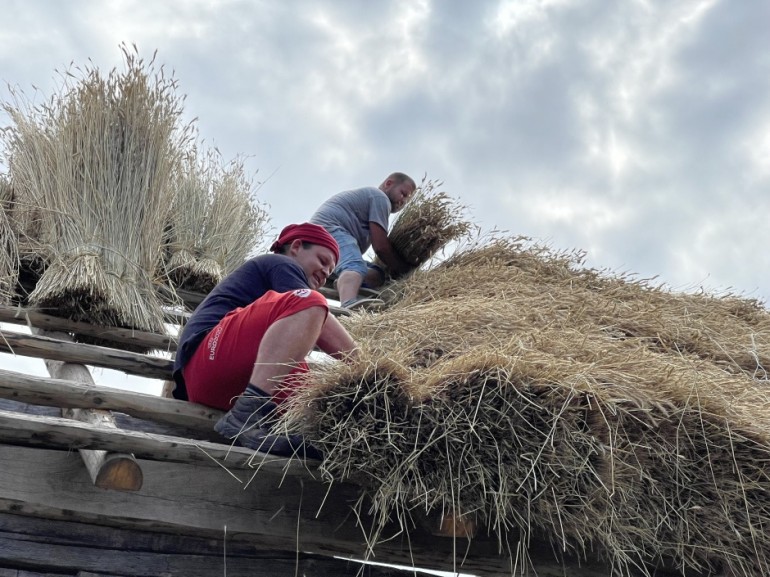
316 313 358 360
369 222 414 277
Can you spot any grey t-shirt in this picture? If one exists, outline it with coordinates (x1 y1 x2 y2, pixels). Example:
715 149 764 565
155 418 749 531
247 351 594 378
310 186 391 252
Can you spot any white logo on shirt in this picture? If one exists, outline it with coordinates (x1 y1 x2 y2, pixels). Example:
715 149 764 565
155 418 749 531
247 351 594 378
293 289 311 298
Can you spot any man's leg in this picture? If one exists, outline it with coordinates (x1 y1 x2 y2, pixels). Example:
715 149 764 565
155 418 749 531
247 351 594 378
336 269 365 305
362 263 386 289
248 305 326 396
213 304 327 459
184 289 329 457
327 227 372 306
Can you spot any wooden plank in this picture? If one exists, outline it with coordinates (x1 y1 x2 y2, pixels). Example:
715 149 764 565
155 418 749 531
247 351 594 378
0 330 172 379
0 514 410 577
0 444 623 577
0 569 64 577
0 409 273 468
0 304 176 352
0 367 221 432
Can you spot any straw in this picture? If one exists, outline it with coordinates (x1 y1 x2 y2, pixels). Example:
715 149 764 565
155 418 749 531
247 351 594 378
280 232 770 576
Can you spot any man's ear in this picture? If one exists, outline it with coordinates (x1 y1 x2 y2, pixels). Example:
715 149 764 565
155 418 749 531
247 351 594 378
287 238 304 257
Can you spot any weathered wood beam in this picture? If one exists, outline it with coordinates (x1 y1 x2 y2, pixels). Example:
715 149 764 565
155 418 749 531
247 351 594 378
0 409 279 468
0 367 221 432
0 330 172 380
0 513 418 577
0 444 627 577
318 284 382 302
0 304 177 352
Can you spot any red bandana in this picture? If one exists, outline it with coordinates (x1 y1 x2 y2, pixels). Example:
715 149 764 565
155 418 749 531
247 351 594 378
269 222 340 264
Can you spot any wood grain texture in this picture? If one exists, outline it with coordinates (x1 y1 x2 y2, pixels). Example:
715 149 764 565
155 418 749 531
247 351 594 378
0 330 173 379
0 444 625 577
0 367 221 432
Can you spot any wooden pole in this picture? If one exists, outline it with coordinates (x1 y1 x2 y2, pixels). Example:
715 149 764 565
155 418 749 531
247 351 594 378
33 329 143 492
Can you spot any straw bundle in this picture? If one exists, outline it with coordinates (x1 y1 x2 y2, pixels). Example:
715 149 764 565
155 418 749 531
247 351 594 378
1 101 54 302
0 174 18 303
374 176 472 276
2 47 191 347
161 147 269 294
280 234 770 576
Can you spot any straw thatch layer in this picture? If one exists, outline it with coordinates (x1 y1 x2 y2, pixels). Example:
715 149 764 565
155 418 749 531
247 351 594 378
161 147 269 294
2 46 191 348
282 234 770 576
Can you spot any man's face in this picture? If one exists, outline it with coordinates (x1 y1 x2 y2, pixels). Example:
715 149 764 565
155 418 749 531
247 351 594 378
383 180 415 213
290 241 337 290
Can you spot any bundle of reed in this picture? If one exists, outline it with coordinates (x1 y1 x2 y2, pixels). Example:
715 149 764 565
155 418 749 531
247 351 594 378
1 100 55 302
2 46 191 349
373 176 472 278
0 174 18 303
161 146 269 294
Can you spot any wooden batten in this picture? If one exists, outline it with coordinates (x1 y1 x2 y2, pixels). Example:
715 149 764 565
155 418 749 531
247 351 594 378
0 367 221 432
0 330 173 379
0 303 176 352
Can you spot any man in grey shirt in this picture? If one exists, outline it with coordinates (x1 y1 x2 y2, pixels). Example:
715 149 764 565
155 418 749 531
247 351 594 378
310 172 416 308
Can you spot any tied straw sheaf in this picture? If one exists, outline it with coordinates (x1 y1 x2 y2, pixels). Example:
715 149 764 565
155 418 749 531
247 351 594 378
0 175 17 303
2 46 191 347
1 46 270 348
161 145 269 294
374 176 474 275
281 233 770 577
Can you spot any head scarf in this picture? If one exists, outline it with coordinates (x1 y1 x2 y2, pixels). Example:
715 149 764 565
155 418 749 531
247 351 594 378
269 222 340 264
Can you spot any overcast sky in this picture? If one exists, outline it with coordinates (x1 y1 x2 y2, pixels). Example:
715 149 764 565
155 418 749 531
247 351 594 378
2 0 770 390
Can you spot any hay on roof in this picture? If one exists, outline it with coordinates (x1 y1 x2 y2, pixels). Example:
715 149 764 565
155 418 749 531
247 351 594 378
1 45 192 348
280 233 770 576
161 146 269 294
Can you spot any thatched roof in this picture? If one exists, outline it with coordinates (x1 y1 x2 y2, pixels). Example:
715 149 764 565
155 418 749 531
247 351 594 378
283 233 770 577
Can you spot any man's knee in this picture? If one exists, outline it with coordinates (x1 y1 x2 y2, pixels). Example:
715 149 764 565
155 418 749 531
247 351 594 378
268 290 328 328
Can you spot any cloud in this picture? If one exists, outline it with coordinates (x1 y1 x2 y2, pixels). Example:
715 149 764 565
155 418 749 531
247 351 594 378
1 0 769 304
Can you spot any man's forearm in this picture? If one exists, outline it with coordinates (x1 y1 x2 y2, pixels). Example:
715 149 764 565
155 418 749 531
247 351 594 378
317 313 358 360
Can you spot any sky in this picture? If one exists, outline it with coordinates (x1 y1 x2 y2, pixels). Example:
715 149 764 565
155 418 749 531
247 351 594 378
1 0 770 392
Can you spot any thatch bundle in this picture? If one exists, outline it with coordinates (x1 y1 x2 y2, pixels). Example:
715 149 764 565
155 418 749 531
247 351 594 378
0 174 18 303
282 234 770 576
2 47 191 343
374 177 472 275
161 147 269 294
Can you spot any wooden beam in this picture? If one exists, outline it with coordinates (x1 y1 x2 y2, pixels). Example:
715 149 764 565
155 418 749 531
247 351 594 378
0 304 177 352
0 444 626 577
0 513 419 577
0 409 280 468
0 330 172 379
0 367 221 432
